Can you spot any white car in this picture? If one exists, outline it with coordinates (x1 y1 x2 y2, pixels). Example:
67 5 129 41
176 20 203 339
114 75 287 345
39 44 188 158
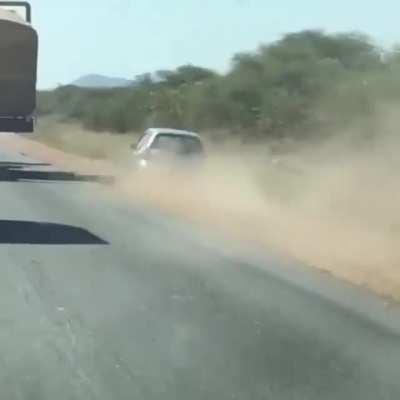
132 128 205 169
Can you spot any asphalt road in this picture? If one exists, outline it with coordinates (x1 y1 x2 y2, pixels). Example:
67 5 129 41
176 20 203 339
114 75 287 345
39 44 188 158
0 148 399 400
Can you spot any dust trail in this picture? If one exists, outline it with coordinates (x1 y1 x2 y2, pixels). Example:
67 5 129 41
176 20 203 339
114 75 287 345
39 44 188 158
24 116 400 301
116 112 400 301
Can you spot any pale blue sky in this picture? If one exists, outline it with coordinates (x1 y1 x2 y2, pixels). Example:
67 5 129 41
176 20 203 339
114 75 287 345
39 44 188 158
25 0 400 88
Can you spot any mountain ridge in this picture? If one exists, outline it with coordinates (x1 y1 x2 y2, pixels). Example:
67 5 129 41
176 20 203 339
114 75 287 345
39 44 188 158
70 74 133 88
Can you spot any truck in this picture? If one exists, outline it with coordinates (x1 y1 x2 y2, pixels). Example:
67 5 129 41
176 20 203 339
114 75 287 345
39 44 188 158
0 1 37 132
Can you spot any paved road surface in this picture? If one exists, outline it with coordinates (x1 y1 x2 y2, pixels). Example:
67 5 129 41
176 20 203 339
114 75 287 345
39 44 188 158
0 148 399 399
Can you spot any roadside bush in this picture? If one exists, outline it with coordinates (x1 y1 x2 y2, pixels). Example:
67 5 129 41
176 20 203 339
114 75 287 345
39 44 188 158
37 30 400 143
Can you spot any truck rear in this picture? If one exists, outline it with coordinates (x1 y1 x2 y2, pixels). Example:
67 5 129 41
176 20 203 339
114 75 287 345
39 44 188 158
0 2 37 132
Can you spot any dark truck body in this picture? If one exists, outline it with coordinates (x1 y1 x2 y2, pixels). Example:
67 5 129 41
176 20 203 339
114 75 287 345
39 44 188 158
0 3 37 132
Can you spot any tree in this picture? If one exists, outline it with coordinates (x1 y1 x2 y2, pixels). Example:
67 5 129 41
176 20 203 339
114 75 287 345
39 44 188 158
159 65 217 88
134 73 153 87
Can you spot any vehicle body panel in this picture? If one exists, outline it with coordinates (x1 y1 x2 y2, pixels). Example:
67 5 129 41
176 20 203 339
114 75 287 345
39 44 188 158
0 6 37 132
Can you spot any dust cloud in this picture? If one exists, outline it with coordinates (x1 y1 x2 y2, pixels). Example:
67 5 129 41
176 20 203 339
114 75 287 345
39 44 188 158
28 114 400 300
116 108 400 301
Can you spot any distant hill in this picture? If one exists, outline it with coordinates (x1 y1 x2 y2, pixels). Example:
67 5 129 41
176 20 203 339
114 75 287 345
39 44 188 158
70 74 133 88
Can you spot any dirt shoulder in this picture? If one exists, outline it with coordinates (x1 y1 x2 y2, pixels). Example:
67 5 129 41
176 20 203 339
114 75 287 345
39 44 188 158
0 133 117 175
2 129 400 303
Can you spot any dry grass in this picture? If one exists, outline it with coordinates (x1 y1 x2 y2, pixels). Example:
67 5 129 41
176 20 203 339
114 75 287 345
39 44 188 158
33 117 137 163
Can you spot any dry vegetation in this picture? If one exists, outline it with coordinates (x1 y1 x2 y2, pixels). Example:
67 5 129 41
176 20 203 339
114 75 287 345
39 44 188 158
33 117 136 163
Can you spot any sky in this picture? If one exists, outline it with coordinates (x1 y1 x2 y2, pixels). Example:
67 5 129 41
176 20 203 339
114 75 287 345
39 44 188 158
19 0 400 88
